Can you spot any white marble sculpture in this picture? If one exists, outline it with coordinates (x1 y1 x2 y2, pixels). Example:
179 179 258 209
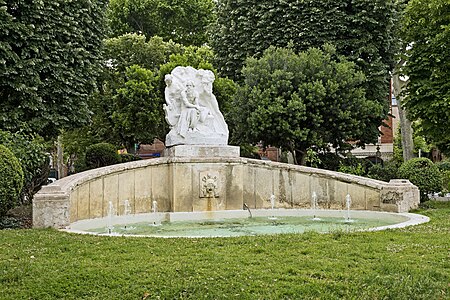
163 66 229 146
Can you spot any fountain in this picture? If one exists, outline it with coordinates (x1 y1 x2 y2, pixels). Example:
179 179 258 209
268 194 277 220
106 201 115 234
124 200 131 216
34 66 425 237
311 192 321 221
345 194 354 223
120 200 136 231
151 200 162 226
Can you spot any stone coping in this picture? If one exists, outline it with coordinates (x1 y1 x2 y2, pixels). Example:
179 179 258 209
39 157 400 196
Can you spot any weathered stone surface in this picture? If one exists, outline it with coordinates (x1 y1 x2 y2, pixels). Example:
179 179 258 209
134 168 152 213
32 157 420 228
118 172 135 216
89 179 103 219
164 145 239 158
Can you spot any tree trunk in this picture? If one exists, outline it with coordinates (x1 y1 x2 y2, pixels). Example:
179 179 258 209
57 135 65 179
392 65 414 162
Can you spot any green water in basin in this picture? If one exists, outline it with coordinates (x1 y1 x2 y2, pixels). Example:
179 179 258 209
88 214 410 237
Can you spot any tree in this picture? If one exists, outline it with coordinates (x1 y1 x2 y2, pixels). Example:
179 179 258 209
84 34 185 150
107 0 215 46
0 131 49 204
104 33 183 72
0 145 23 218
111 65 162 150
392 64 415 161
0 0 108 138
402 0 450 155
230 45 384 164
212 0 400 140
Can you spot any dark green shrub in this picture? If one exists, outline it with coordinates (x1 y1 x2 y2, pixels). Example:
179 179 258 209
398 158 443 202
436 160 450 171
367 161 399 182
120 153 142 163
0 145 24 217
85 143 121 169
337 155 372 176
0 130 48 204
318 153 343 171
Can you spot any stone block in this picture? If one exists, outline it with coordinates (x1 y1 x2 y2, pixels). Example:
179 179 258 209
134 168 152 213
224 164 244 210
77 183 90 220
243 166 256 208
69 189 78 223
311 175 331 208
254 167 274 208
152 165 170 212
118 171 135 216
173 164 194 212
333 181 349 210
347 184 366 210
89 179 103 219
103 174 119 217
164 145 240 158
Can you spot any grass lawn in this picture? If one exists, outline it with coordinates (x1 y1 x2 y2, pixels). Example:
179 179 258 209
1 202 449 300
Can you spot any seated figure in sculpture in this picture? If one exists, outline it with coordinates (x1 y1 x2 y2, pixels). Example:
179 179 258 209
163 66 229 146
177 81 209 137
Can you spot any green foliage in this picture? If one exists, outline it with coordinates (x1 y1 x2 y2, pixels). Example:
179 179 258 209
401 0 450 155
317 152 344 171
436 160 450 192
239 144 260 159
305 149 321 168
104 34 183 72
398 158 443 201
0 130 49 203
107 0 215 46
1 202 450 298
212 0 399 124
338 163 366 176
367 161 400 182
0 145 24 217
0 0 108 138
231 45 383 164
111 65 163 150
85 143 121 169
119 153 142 163
89 35 184 149
337 155 372 176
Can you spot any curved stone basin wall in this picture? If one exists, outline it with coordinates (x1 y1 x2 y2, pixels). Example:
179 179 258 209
33 157 419 228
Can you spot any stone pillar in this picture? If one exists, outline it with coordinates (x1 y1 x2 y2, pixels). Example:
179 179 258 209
33 185 70 228
380 179 420 212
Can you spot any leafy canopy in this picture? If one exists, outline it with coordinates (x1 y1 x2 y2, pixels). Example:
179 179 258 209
230 45 383 164
402 0 450 155
0 0 108 138
212 0 400 140
107 0 216 46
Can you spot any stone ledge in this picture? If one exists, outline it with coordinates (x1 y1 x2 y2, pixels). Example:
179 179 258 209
164 145 240 158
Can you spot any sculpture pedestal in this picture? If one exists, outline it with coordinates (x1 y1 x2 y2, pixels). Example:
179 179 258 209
164 145 240 158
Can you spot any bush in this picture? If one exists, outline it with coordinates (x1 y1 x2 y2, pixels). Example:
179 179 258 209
398 158 443 202
120 153 142 163
0 130 48 204
337 155 372 176
318 153 344 171
0 145 24 218
367 161 399 182
85 143 121 169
